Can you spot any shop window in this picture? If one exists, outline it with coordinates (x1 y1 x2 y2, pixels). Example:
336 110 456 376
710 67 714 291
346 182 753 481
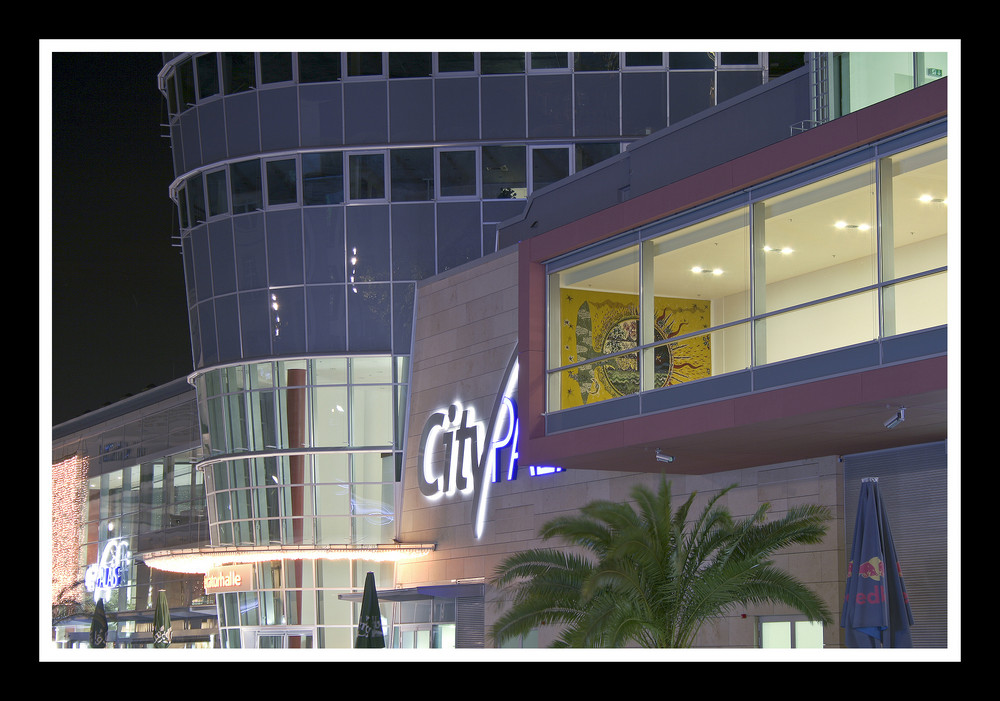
647 208 750 387
881 138 947 335
348 152 386 200
260 52 293 84
195 53 219 100
549 244 640 409
756 162 877 363
302 152 344 205
482 145 526 199
222 52 256 94
439 149 478 197
390 148 435 201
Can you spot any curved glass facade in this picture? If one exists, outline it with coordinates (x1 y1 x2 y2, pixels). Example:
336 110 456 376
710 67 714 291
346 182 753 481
193 355 405 547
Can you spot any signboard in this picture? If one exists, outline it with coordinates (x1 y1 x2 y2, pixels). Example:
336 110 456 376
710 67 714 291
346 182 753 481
416 344 562 538
204 564 255 593
84 539 129 604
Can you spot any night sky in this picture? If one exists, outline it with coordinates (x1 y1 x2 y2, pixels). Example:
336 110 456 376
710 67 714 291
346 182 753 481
48 51 192 425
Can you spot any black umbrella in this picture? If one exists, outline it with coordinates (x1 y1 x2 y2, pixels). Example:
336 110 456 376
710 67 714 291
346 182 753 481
89 598 108 648
841 477 914 647
355 571 386 648
152 591 172 648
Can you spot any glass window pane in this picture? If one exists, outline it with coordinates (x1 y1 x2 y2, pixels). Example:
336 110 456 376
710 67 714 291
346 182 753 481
187 173 205 224
761 621 792 648
222 52 256 94
351 386 393 447
758 290 877 364
482 145 526 199
390 148 434 201
388 53 432 78
760 163 877 313
481 52 524 74
649 209 749 384
574 52 619 71
669 52 715 69
348 153 385 200
837 52 914 114
302 152 344 205
439 150 477 197
883 138 947 280
530 52 568 70
312 386 349 447
195 53 219 99
177 59 196 108
625 52 663 67
206 170 228 217
437 53 474 72
550 245 640 409
260 52 293 84
299 53 341 83
347 52 383 77
794 620 824 648
266 158 298 206
230 159 263 214
720 52 758 65
532 147 569 191
575 142 620 171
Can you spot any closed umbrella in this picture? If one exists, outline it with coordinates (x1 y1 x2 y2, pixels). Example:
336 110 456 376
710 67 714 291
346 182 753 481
355 571 386 648
841 477 914 647
89 598 107 648
152 591 172 648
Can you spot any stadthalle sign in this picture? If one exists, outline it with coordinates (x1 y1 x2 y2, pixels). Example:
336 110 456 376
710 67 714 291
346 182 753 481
416 344 562 538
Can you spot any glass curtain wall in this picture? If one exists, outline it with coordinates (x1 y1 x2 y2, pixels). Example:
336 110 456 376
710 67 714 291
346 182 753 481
547 136 947 412
192 354 406 648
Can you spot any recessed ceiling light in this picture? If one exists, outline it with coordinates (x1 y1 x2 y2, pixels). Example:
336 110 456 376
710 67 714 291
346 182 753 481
834 221 870 231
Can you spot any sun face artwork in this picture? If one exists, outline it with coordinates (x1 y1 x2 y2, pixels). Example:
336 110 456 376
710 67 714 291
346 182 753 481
559 289 711 409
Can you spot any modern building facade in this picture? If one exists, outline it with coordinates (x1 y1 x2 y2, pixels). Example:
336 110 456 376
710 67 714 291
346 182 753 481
50 49 952 652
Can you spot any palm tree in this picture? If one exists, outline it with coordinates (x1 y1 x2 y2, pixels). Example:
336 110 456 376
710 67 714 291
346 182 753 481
490 479 832 648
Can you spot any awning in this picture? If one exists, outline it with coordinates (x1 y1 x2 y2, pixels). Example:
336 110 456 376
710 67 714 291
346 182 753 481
338 582 484 603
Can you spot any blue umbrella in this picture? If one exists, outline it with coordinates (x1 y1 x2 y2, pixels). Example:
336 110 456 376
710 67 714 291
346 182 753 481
841 478 914 647
355 571 386 648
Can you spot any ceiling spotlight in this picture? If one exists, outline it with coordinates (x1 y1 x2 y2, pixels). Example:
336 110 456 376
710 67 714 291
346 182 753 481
884 406 905 430
763 245 794 255
919 194 947 204
655 449 674 463
691 266 723 275
834 221 871 231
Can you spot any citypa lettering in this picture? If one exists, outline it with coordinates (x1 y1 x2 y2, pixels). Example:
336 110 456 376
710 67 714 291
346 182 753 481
416 344 562 538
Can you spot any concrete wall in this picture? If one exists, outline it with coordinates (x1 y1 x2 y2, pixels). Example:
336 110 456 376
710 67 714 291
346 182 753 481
397 246 845 649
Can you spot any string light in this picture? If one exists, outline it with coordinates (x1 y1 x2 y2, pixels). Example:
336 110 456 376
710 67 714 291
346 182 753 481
51 454 88 602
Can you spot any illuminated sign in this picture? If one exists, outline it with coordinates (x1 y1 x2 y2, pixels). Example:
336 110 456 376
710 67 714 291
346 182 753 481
416 344 562 538
204 564 255 593
85 539 129 604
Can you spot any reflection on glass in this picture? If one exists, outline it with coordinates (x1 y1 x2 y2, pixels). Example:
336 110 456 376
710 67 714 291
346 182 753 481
348 153 385 200
439 150 477 197
303 153 344 205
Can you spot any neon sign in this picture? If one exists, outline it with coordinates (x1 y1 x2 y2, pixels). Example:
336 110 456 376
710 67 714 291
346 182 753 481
85 539 129 604
416 344 562 538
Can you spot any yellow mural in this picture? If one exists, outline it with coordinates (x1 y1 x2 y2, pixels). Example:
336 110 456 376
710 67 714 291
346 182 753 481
558 289 711 409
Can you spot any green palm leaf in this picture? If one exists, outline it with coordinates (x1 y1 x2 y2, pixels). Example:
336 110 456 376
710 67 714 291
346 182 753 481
490 478 832 648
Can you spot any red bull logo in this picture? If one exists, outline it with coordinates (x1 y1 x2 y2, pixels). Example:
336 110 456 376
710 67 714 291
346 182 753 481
859 556 885 581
